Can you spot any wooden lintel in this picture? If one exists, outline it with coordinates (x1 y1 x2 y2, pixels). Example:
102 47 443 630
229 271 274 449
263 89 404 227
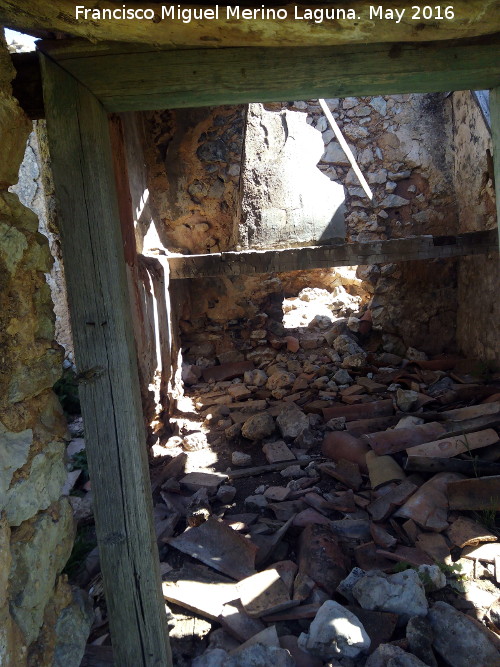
40 54 172 665
168 229 498 280
2 1 499 49
36 34 500 112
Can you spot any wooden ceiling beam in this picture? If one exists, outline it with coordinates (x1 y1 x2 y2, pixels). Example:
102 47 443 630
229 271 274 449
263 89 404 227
1 1 500 48
167 230 499 279
35 35 500 113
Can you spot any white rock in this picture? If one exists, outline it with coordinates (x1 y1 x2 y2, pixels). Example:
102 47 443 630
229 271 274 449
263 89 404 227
183 432 208 451
231 451 251 467
395 415 425 429
396 388 419 412
406 347 428 361
298 600 370 659
243 369 268 387
276 403 309 441
337 568 366 603
334 369 353 385
352 569 428 621
417 564 446 592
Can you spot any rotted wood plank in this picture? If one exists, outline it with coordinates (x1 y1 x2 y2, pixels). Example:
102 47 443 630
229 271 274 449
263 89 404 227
168 230 498 279
3 1 499 49
37 35 500 112
40 54 172 666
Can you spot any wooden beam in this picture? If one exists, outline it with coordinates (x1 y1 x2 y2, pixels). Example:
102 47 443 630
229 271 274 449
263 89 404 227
168 230 498 279
491 86 500 256
37 35 500 112
2 1 500 48
40 54 172 666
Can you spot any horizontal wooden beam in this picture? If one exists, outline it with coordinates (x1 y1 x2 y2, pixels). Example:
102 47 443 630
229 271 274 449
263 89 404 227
2 1 499 49
37 34 500 111
167 230 498 279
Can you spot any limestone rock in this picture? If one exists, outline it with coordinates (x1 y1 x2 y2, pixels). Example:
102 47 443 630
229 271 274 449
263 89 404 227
0 90 32 188
352 569 428 621
217 485 237 503
4 440 67 526
241 413 275 441
9 499 75 644
8 348 63 404
266 370 295 391
276 403 309 441
298 600 370 659
53 588 94 667
183 432 208 451
417 564 446 592
396 388 420 412
0 423 32 505
366 643 429 667
224 643 294 666
406 616 438 667
428 601 500 667
231 451 252 467
334 369 353 385
244 369 268 387
245 494 268 511
333 334 364 357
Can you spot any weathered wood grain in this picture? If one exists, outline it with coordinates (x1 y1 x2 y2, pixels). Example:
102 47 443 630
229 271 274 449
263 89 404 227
40 53 172 666
491 86 500 256
2 1 500 48
36 35 500 112
168 230 498 279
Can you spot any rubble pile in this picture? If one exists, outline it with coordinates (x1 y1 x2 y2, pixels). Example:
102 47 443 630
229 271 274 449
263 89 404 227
69 289 500 665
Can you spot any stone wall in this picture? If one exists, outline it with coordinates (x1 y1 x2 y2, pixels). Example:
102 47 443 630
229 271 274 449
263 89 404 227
0 32 91 666
452 90 499 364
142 106 245 254
144 94 461 360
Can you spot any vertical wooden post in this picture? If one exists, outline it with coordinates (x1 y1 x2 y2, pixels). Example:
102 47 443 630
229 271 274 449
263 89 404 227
40 54 172 666
491 87 500 256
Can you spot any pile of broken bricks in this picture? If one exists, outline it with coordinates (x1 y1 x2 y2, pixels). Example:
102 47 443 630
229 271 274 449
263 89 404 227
145 312 500 666
79 307 500 664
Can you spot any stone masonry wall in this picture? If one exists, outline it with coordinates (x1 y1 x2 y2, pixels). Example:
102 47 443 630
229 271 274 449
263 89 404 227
452 90 499 364
142 106 245 254
146 94 460 359
0 33 91 666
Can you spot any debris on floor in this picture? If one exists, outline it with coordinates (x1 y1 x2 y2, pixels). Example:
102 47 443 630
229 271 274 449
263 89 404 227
66 289 500 665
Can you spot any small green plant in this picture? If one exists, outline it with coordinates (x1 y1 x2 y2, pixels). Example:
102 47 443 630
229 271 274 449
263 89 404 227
393 561 412 573
69 448 89 484
473 505 498 532
53 368 80 415
434 559 465 581
62 526 97 580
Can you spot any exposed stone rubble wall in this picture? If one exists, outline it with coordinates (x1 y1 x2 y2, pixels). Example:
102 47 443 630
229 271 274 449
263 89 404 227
148 94 460 360
0 33 91 666
452 90 499 364
142 106 245 254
